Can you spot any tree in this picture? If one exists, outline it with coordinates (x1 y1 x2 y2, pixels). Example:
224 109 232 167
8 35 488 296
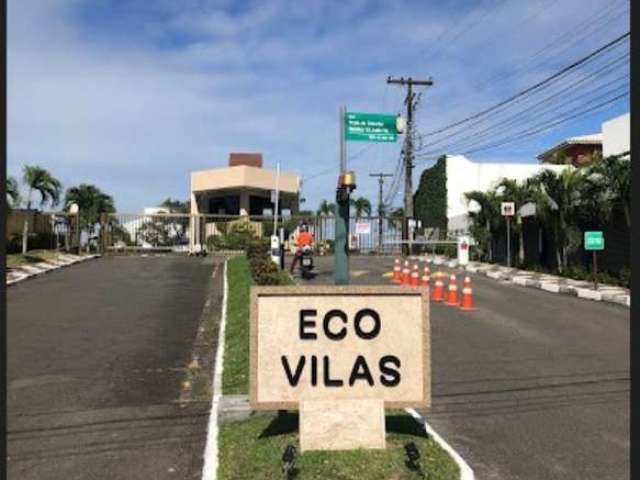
6 176 20 210
160 197 190 213
495 178 537 266
530 168 584 273
64 184 116 250
316 200 335 217
21 165 63 254
350 197 372 218
464 190 501 262
587 152 630 229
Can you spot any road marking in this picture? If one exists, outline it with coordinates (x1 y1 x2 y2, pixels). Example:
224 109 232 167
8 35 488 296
211 262 220 279
350 270 369 277
201 260 228 480
405 408 475 480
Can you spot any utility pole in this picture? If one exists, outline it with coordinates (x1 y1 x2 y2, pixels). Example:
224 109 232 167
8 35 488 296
369 172 393 254
386 76 433 255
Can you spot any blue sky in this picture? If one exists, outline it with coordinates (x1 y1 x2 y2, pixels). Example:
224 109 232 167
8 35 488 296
8 0 629 212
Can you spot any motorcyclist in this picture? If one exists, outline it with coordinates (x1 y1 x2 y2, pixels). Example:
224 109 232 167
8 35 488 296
289 222 314 274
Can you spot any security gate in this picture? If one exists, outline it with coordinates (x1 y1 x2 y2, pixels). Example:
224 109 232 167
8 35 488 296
100 213 406 255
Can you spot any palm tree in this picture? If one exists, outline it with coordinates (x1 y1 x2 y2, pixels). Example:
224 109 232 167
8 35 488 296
160 197 190 213
530 168 584 273
316 200 336 217
21 166 63 253
587 152 630 229
64 184 116 251
6 176 20 210
495 178 536 266
464 190 501 262
350 197 372 218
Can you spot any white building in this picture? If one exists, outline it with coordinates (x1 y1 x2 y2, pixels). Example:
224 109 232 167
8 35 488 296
445 155 567 231
602 112 630 158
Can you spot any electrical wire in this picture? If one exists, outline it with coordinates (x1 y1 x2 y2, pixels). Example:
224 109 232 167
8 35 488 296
416 31 629 139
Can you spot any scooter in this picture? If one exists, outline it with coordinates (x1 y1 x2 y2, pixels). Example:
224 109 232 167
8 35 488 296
299 245 315 279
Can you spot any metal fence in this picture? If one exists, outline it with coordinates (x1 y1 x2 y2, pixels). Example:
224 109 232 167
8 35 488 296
101 213 415 255
6 210 81 253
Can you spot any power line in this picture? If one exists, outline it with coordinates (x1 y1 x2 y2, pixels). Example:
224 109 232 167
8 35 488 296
415 90 628 159
471 2 628 94
420 54 629 153
417 31 629 138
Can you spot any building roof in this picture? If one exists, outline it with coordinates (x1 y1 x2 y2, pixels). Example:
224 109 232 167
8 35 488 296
536 133 602 161
191 165 300 194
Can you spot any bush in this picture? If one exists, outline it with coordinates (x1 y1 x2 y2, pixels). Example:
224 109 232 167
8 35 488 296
207 219 260 251
242 237 292 286
6 232 57 253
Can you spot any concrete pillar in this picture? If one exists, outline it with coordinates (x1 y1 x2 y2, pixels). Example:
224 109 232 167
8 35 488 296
239 191 250 216
190 192 199 250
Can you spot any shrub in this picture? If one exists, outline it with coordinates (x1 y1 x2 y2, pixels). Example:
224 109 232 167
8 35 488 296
241 237 292 286
207 219 260 251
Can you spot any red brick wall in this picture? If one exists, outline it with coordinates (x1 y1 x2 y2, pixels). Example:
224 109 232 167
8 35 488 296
229 153 263 168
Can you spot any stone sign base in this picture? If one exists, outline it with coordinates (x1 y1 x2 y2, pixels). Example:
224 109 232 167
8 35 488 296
299 399 386 452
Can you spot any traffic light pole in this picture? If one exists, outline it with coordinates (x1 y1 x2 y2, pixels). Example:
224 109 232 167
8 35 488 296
335 105 350 285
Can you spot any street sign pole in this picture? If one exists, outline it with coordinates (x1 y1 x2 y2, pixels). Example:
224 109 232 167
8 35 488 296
335 105 350 285
584 231 604 290
506 216 511 268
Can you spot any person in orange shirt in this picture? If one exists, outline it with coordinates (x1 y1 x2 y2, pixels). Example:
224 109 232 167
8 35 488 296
289 223 314 274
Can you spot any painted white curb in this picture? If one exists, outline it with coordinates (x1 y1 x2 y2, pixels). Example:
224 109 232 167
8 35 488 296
576 288 602 301
540 282 561 293
405 408 474 480
201 260 228 480
7 255 101 286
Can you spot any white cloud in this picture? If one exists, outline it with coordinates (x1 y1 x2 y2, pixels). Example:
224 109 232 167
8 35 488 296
7 0 628 211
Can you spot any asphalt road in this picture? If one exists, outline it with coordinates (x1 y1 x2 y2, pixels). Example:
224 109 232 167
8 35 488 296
303 255 630 480
7 255 223 480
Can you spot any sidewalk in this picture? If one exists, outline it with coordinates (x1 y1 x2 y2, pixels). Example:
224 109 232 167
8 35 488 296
418 254 630 308
7 254 101 286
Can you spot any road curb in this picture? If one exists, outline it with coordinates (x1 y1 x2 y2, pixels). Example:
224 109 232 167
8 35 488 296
7 254 101 286
421 255 629 308
201 260 228 480
405 409 475 480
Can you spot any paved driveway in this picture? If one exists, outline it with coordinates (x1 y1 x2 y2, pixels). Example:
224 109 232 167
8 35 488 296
7 255 224 480
304 255 629 480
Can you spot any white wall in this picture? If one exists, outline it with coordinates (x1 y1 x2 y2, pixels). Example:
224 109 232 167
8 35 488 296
602 112 630 158
445 155 566 231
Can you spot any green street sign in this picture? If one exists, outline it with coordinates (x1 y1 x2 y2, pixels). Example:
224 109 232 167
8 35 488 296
584 231 604 251
345 112 398 142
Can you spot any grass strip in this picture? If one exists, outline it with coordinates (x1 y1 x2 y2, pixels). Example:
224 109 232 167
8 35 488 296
221 255 253 394
7 249 62 269
218 411 460 479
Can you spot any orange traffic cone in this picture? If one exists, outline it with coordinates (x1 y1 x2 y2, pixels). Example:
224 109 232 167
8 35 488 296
392 258 402 283
431 273 445 301
445 274 459 306
401 260 410 285
459 276 476 311
421 266 430 287
410 264 420 287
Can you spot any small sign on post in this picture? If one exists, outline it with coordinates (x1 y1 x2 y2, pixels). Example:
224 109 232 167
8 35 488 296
501 202 515 267
354 222 371 235
250 286 430 451
501 202 515 216
584 231 604 290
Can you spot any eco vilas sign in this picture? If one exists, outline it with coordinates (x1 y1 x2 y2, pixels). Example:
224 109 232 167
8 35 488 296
250 286 430 451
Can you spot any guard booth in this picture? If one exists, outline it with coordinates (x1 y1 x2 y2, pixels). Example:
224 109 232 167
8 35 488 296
189 153 301 250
